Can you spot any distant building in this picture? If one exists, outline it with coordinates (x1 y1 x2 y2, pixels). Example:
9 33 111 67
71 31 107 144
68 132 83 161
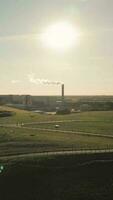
23 95 32 105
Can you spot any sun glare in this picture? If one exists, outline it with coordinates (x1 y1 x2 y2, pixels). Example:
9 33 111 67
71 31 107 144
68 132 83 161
41 22 80 51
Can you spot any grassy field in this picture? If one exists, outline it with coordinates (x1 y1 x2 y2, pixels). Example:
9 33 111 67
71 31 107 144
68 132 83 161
1 126 113 156
26 120 113 135
1 105 113 124
0 106 113 156
1 106 113 199
0 153 113 200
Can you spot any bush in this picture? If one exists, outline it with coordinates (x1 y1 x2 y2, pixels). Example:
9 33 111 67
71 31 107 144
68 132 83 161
0 111 15 117
56 108 71 115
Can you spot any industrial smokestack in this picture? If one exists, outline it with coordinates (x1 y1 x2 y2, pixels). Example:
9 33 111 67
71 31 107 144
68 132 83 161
62 84 64 101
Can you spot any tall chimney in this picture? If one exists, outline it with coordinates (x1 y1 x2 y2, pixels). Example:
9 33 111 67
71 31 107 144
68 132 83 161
61 84 64 101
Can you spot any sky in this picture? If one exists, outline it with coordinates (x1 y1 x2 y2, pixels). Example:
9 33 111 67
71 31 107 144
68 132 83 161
0 0 113 95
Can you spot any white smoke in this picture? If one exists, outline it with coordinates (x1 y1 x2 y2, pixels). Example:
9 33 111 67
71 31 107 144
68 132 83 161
28 73 62 85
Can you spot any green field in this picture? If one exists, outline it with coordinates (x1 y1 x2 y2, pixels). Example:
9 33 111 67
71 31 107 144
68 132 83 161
1 106 113 199
26 120 113 135
1 105 113 124
0 106 113 156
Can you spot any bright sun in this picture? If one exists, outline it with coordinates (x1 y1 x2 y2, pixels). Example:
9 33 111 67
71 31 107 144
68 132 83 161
41 22 80 51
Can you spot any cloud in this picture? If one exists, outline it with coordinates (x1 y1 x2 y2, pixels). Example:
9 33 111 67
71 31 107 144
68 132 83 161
11 80 22 84
0 34 41 42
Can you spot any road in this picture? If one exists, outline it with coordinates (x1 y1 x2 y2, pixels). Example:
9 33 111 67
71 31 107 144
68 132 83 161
23 126 113 139
0 148 113 161
20 119 113 125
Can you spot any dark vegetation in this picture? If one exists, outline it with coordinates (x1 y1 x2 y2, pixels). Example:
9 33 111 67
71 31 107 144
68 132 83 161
0 110 15 117
56 108 71 114
0 153 113 200
75 101 113 111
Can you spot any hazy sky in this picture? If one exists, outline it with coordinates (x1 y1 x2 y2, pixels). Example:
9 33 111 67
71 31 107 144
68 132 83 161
0 0 113 95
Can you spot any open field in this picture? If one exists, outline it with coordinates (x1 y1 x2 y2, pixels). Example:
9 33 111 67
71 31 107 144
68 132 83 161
1 106 113 199
1 126 113 156
0 106 113 156
0 153 113 200
0 106 113 155
0 104 113 156
1 105 113 124
25 120 113 135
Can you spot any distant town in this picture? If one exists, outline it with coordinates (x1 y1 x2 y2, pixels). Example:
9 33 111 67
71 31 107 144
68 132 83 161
1 94 113 114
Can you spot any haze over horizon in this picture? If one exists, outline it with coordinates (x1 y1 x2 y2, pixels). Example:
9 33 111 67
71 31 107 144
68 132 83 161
0 0 113 95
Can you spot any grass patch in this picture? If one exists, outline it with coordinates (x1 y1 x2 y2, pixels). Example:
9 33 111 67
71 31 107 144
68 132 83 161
27 120 113 135
0 126 113 156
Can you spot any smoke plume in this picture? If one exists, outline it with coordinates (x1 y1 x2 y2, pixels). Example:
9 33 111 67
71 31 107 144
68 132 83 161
28 73 62 85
